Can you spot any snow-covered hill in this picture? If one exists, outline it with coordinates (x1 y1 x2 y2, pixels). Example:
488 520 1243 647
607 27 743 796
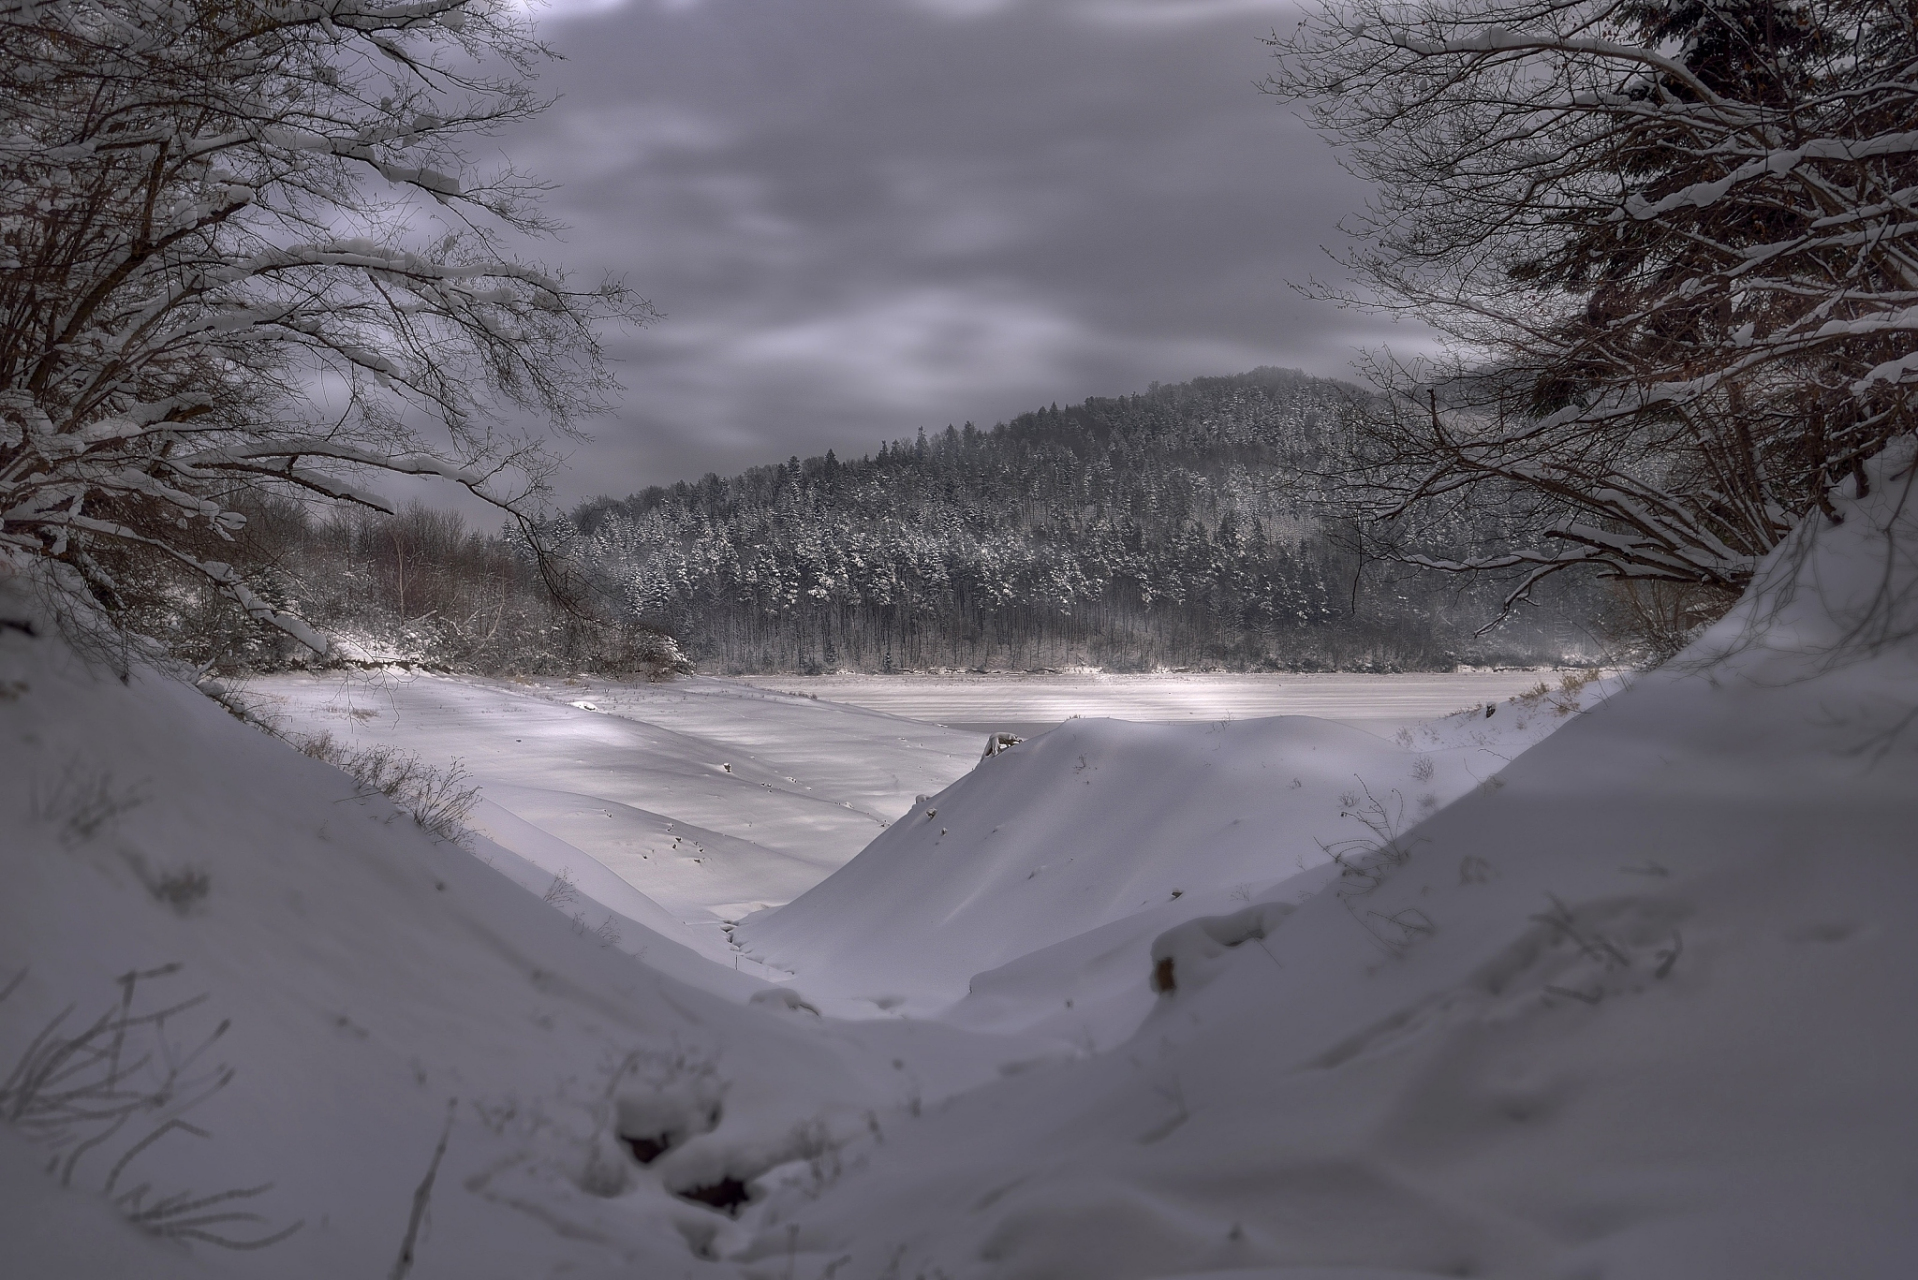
735 679 1613 1025
0 614 1012 1278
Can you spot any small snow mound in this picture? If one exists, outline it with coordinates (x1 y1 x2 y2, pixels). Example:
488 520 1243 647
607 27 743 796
748 987 819 1015
1149 901 1296 994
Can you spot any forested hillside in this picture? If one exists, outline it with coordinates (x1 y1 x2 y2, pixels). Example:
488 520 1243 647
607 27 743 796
572 368 1607 673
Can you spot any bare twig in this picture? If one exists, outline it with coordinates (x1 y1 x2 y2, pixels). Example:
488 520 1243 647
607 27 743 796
388 1097 459 1280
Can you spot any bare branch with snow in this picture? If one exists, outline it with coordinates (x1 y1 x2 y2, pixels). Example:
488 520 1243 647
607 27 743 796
1267 0 1917 598
0 0 654 651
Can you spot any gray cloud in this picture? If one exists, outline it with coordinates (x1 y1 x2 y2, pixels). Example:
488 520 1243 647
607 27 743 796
496 0 1418 503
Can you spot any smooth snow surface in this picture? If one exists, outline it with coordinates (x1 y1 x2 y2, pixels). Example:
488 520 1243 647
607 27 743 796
4 449 1916 1279
736 690 1612 1025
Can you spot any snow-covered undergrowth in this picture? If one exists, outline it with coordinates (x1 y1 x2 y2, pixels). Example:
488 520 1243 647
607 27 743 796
2 448 1914 1278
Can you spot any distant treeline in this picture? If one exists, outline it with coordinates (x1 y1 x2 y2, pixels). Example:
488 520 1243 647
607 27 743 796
138 500 685 678
570 368 1609 673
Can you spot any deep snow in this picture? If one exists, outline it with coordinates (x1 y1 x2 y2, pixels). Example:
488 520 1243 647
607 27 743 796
730 449 1918 1279
0 629 1012 1277
735 684 1614 1025
3 448 1915 1279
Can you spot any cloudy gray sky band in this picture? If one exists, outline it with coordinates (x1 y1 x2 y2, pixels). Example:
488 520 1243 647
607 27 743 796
503 0 1404 503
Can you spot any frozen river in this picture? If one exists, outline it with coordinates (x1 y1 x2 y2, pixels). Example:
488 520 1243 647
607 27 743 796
736 669 1571 738
250 667 1592 959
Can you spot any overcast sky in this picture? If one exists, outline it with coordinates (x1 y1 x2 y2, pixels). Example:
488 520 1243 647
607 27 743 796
500 0 1410 505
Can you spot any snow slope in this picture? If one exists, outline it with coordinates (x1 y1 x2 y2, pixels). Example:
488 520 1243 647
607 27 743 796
0 608 1017 1280
725 450 1918 1278
736 685 1614 1024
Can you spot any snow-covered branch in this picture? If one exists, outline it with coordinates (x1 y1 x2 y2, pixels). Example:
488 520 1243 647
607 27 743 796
0 0 654 652
1268 0 1917 595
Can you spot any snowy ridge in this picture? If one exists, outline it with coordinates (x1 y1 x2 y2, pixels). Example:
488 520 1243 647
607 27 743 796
736 681 1614 1025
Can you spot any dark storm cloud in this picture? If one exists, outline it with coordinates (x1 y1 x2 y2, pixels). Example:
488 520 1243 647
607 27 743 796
502 0 1414 502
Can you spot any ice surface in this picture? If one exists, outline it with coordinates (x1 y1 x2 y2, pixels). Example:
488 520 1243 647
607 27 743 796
736 669 1573 736
246 672 983 939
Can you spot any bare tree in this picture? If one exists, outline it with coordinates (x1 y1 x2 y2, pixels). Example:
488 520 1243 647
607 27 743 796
1266 0 1917 612
0 0 651 650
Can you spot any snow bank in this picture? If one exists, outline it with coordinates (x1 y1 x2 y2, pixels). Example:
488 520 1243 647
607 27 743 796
0 593 1011 1278
730 452 1918 1277
7 445 1911 1279
736 678 1612 1024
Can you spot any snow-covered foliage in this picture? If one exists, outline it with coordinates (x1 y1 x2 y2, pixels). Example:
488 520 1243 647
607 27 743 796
142 499 692 677
0 0 645 651
1270 0 1918 600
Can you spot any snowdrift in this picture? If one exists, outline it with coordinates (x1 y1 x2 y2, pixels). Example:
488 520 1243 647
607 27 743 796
0 599 1008 1279
728 451 1918 1276
736 681 1611 1025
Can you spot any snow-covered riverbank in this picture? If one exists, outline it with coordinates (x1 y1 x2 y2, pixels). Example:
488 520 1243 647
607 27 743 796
245 668 1602 970
5 453 1914 1279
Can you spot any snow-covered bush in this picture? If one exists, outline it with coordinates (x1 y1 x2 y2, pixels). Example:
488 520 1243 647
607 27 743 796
293 732 478 843
0 965 303 1251
138 499 695 678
